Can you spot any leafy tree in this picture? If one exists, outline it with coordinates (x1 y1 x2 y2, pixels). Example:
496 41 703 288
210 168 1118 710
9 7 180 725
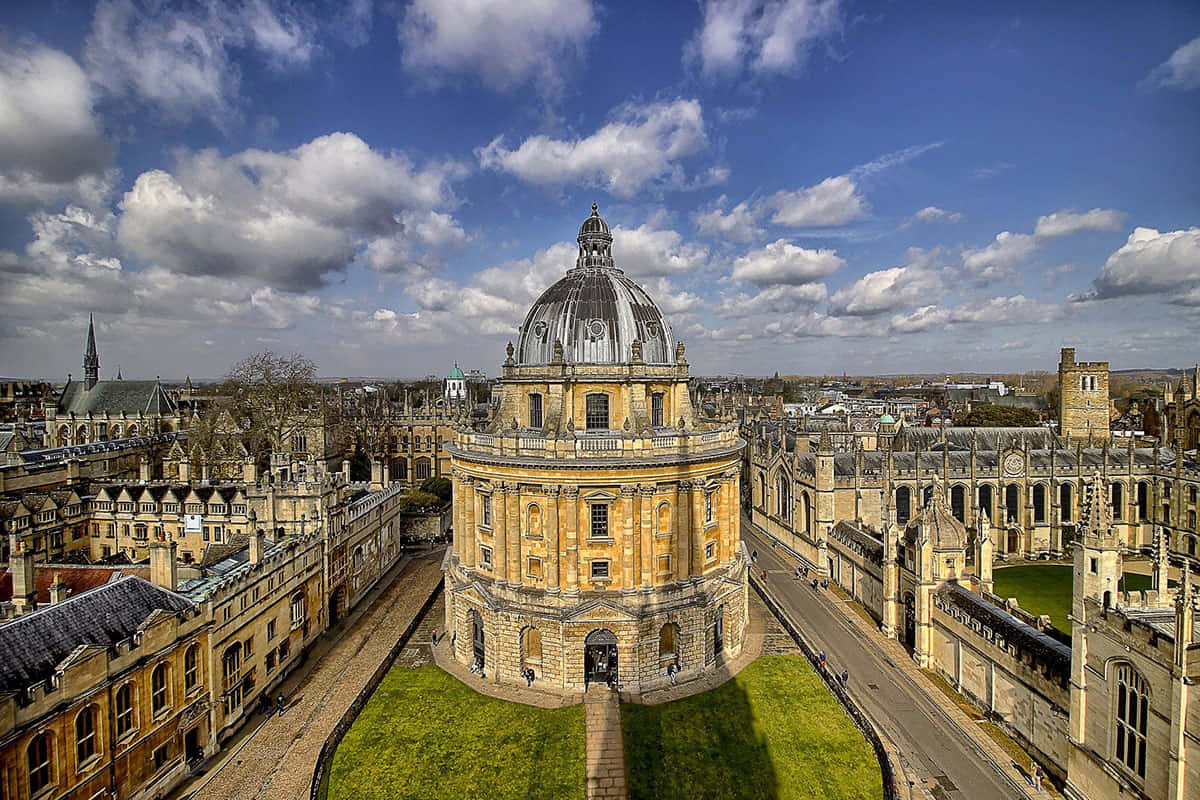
956 404 1040 427
419 476 452 504
397 491 443 512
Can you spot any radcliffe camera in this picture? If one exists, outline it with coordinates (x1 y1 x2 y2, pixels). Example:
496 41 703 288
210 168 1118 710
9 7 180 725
0 3 1197 800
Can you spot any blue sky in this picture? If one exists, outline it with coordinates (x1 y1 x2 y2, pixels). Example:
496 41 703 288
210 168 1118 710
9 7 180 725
1 0 1198 380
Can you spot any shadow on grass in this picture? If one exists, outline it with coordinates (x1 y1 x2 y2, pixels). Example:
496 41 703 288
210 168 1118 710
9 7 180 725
622 672 778 800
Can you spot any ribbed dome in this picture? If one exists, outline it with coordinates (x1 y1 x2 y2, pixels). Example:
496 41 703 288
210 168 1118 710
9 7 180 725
515 205 675 366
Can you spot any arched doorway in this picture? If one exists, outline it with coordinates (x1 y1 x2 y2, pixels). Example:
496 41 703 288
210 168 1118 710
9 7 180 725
584 628 618 687
902 592 916 650
470 610 485 670
329 586 346 625
1007 528 1020 554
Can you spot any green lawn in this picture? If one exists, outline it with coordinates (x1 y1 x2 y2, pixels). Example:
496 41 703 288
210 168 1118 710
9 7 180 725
992 564 1158 633
326 665 585 800
622 655 882 800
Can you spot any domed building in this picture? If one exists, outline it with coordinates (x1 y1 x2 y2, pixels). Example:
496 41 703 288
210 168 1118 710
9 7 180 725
442 204 747 696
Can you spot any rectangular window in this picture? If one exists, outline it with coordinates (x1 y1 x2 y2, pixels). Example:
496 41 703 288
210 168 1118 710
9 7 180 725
590 504 609 539
705 541 716 560
585 393 609 430
1090 557 1098 574
266 650 276 672
651 392 664 427
529 393 543 429
657 554 671 574
153 744 169 771
480 545 493 568
278 640 290 662
267 619 276 640
480 495 492 527
527 556 542 579
590 560 610 580
705 492 714 523
244 636 254 657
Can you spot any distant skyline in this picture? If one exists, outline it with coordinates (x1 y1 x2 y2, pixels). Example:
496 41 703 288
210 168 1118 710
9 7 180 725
1 1 1198 380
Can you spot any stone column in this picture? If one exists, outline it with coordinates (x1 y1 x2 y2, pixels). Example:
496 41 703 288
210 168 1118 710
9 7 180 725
506 482 521 586
691 482 707 574
639 485 654 588
564 486 579 594
621 486 636 592
718 472 733 562
674 482 691 579
545 486 560 593
494 485 508 584
459 473 476 568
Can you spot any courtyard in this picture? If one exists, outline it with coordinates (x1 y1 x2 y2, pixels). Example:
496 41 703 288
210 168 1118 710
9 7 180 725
992 564 1157 633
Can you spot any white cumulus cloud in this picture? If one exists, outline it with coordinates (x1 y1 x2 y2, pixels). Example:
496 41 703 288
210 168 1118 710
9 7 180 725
731 239 844 286
766 175 867 228
399 0 596 95
612 223 709 277
687 0 843 79
477 99 711 197
693 197 764 242
829 248 945 316
1033 208 1125 240
1083 227 1200 300
1144 35 1200 91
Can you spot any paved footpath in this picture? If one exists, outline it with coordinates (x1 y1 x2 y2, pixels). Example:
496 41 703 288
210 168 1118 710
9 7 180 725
584 686 628 800
178 548 445 800
744 520 1048 800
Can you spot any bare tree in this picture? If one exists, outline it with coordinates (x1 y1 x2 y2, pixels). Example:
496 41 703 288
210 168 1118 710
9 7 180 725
224 351 320 464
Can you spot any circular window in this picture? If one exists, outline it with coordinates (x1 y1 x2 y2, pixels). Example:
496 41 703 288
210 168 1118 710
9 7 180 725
587 319 606 340
532 321 548 339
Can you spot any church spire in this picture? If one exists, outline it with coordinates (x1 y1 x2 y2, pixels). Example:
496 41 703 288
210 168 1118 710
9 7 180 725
84 314 99 390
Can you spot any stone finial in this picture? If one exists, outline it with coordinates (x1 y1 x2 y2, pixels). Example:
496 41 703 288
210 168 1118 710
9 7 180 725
566 417 574 432
505 341 515 365
675 341 686 363
631 339 643 363
623 416 631 431
552 339 564 363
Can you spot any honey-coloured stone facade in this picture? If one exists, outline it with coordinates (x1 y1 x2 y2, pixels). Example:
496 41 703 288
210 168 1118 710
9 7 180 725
1058 347 1110 442
442 206 748 698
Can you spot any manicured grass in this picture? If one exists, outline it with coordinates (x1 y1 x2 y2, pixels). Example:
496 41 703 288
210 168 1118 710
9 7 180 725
992 565 1157 633
622 655 882 800
327 665 585 800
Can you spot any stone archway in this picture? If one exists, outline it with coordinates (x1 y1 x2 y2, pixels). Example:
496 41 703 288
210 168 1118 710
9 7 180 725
584 628 618 687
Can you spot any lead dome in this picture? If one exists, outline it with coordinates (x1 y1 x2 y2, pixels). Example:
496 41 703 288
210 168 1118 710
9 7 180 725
514 204 675 366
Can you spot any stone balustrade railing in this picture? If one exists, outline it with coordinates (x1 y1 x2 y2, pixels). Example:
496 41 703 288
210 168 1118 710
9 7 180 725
451 425 742 461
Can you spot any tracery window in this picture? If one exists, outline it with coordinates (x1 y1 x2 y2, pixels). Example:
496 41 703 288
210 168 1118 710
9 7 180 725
1114 664 1148 779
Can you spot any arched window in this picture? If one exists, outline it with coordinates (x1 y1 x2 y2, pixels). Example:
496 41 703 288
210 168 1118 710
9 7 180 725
1060 483 1073 523
75 704 98 764
896 486 912 526
659 622 680 661
1114 663 1148 778
1111 483 1124 520
185 644 200 691
352 546 364 573
1189 511 1197 532
1162 503 1171 525
28 732 52 794
528 393 543 429
1137 483 1149 521
116 683 135 737
657 502 671 536
222 643 243 713
521 626 542 669
151 663 169 714
1005 484 1019 523
527 504 542 538
77 424 89 444
126 425 138 437
585 393 609 430
801 492 812 534
58 425 69 447
951 485 966 522
979 484 993 519
775 473 791 520
922 485 934 507
415 457 431 480
1033 484 1046 524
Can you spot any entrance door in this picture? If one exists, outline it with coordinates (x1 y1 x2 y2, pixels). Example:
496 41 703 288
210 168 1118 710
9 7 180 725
471 611 485 668
584 628 618 686
1007 529 1020 555
184 727 201 763
903 593 916 650
329 587 345 625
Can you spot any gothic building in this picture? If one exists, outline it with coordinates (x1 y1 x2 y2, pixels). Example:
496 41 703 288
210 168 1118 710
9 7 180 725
443 205 747 696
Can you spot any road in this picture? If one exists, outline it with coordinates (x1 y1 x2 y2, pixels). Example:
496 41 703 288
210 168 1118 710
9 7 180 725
744 522 1024 800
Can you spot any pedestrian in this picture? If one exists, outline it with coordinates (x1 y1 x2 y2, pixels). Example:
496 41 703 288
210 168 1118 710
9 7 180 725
840 669 849 684
811 578 819 591
752 549 758 563
794 565 802 580
761 569 768 581
818 651 826 668
431 628 439 646
451 630 457 650
667 662 678 685
821 578 829 589
524 668 534 687
277 694 285 715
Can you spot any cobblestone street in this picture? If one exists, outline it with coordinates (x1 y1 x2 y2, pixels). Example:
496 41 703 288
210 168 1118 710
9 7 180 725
177 549 445 800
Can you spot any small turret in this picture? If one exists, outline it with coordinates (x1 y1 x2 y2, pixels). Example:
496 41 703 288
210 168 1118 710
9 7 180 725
84 313 99 390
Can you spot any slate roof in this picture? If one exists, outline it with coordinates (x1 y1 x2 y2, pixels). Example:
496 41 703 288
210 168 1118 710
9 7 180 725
895 426 1060 452
58 379 176 416
0 575 195 692
0 564 150 603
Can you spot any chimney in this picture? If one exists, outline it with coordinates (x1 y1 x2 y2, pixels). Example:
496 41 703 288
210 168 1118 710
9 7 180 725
149 534 178 591
248 507 265 565
9 534 37 615
48 572 68 604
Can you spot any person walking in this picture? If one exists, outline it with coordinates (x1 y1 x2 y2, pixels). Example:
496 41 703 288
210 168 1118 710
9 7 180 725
840 668 849 685
277 694 286 715
752 549 758 563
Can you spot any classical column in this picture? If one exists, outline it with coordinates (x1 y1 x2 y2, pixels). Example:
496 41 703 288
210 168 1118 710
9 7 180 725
460 473 476 568
506 482 522 585
545 486 560 593
718 472 734 562
621 486 636 592
639 484 654 588
494 484 508 584
675 481 691 579
691 482 707 574
564 486 579 593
